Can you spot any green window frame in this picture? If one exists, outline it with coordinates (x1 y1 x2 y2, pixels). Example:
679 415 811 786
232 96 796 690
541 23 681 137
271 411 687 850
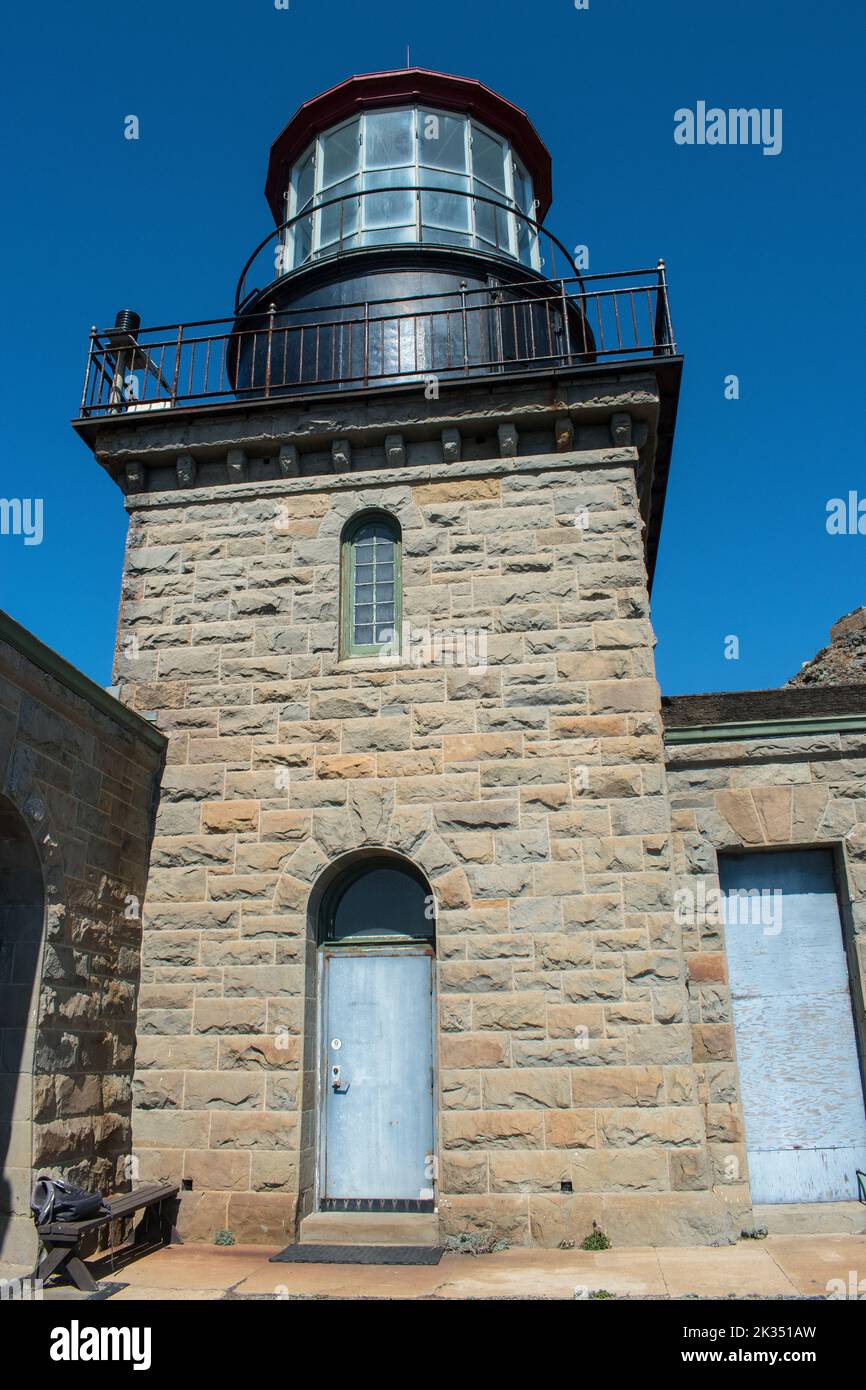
341 512 402 658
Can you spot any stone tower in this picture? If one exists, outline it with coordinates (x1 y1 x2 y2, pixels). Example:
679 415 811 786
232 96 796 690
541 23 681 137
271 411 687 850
74 69 739 1247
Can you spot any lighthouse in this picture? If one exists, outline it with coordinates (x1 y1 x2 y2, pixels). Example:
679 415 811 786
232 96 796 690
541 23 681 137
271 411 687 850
71 70 729 1251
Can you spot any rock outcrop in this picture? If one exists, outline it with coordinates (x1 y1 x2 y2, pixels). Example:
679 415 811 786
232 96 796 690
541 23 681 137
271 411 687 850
788 606 866 687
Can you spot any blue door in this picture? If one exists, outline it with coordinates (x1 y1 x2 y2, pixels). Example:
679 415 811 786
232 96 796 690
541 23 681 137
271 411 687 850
323 950 434 1202
720 849 866 1202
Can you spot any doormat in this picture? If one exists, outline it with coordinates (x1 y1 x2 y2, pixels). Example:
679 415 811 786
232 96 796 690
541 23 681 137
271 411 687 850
319 1197 435 1214
270 1244 444 1266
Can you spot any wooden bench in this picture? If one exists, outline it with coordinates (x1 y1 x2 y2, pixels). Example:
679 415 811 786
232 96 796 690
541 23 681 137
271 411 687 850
32 1182 182 1293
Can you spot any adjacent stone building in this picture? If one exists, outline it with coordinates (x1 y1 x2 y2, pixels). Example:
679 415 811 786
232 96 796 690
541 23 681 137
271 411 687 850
663 684 866 1232
6 66 862 1257
0 610 165 1264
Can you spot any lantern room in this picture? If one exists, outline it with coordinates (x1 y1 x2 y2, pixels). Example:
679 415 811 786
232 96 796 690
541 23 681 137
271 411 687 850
279 103 540 271
230 69 588 394
264 68 553 274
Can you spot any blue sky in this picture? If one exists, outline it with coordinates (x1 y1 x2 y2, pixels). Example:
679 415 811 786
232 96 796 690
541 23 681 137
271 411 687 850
1 0 863 694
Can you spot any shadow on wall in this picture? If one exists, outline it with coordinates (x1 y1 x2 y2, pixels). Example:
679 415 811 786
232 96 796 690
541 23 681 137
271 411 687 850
0 793 44 1265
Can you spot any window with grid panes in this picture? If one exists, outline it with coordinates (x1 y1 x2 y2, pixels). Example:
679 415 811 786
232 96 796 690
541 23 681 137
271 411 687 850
341 513 402 657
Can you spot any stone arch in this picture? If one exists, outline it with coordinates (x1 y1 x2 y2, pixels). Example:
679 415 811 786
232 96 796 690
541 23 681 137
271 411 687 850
691 784 852 858
273 791 472 928
315 484 425 544
0 791 47 1266
338 506 402 548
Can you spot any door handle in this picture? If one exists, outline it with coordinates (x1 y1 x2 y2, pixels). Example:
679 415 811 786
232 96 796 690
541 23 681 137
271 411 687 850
331 1064 350 1094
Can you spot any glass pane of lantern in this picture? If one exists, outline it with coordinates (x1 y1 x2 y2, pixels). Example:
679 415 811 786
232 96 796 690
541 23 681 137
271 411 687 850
472 125 507 191
513 161 534 213
293 148 315 212
364 187 415 229
419 111 467 173
422 168 470 193
292 215 313 267
421 188 470 231
321 118 360 187
361 226 416 248
516 219 532 266
474 195 510 250
474 198 496 246
319 176 360 247
365 109 414 168
363 166 413 191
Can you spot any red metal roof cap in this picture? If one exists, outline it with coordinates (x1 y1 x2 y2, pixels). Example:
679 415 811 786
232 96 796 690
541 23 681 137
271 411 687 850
264 68 553 224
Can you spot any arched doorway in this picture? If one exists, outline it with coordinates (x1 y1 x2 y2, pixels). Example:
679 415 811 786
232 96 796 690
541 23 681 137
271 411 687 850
316 854 436 1212
0 794 45 1265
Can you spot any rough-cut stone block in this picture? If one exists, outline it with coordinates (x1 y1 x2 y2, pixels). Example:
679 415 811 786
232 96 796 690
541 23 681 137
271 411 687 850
332 438 352 472
441 428 461 463
279 444 300 476
554 416 575 451
442 1110 544 1150
483 1070 571 1110
176 453 197 488
184 1072 264 1110
384 434 406 467
226 449 248 482
497 423 519 458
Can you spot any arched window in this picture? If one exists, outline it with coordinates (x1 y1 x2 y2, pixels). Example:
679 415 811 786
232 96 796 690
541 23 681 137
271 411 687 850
341 512 402 658
319 857 433 944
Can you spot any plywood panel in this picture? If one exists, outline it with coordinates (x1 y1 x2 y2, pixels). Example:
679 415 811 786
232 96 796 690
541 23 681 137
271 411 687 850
720 849 866 1203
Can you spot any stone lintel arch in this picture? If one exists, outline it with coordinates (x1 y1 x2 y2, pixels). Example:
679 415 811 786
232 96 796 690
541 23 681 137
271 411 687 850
315 485 425 544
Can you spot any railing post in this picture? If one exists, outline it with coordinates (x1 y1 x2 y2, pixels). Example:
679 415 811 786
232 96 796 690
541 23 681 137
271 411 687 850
460 280 469 370
265 302 276 397
559 279 572 366
170 323 183 405
655 258 675 353
81 326 97 416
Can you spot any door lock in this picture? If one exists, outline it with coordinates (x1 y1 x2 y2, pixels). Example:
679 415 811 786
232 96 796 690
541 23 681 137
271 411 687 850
331 1064 349 1093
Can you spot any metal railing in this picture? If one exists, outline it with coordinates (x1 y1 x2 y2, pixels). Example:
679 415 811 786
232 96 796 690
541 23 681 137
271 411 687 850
234 184 576 312
78 264 676 419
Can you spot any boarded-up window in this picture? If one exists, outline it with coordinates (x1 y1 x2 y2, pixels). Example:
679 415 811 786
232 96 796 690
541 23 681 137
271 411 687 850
719 848 866 1203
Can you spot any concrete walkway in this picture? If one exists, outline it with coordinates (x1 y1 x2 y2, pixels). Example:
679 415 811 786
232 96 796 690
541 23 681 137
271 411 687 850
6 1233 859 1301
